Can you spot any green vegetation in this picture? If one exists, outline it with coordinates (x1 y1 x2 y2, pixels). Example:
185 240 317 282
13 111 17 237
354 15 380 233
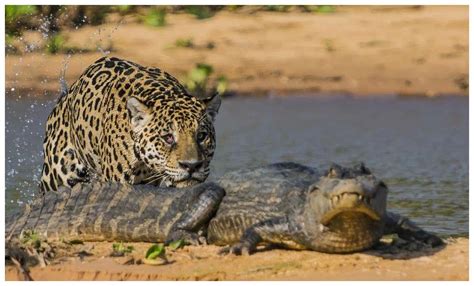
216 76 229 95
168 239 185 251
145 243 165 259
46 34 65 54
112 242 134 255
185 63 214 97
20 230 42 249
184 6 215 19
310 5 336 13
4 5 338 55
115 5 135 15
143 7 167 27
6 5 37 37
264 5 291 12
185 63 231 98
175 38 194 48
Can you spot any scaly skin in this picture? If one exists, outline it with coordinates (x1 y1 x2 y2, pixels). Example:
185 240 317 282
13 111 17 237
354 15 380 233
5 162 443 255
209 162 443 255
6 181 224 244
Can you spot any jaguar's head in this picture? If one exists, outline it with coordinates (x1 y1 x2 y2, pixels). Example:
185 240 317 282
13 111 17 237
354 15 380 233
127 92 221 188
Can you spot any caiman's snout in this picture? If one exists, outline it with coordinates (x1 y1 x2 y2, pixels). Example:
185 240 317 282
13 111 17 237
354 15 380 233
320 182 381 225
330 192 372 208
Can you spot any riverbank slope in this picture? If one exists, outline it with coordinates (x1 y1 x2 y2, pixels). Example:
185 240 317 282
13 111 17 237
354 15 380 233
5 6 468 97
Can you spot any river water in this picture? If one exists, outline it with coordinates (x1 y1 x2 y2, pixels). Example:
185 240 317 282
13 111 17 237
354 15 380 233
5 93 468 237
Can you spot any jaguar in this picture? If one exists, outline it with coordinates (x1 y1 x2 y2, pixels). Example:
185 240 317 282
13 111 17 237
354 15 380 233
39 56 221 192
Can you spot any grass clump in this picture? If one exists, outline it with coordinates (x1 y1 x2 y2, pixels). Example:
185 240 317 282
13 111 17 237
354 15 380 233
46 34 66 54
175 38 194 48
185 63 214 97
5 5 37 37
144 7 167 27
185 63 231 98
305 5 336 13
185 6 215 19
264 5 291 12
111 242 134 256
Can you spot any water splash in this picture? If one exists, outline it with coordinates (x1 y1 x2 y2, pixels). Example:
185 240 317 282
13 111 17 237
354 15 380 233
94 17 125 56
59 53 72 97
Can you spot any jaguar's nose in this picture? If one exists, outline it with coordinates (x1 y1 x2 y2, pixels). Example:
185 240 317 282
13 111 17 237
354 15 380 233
178 160 204 174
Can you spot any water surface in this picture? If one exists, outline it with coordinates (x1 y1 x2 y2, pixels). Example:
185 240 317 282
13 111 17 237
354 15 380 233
5 94 468 236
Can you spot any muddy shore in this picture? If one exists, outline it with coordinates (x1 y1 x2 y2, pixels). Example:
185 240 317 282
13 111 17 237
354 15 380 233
5 6 468 97
5 238 468 281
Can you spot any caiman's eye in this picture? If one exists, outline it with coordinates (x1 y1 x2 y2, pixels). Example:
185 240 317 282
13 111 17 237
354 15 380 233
197 131 208 143
162 133 175 145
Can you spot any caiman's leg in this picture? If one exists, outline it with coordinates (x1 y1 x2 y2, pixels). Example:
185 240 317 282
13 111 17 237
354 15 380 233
222 217 304 255
166 183 225 245
383 212 444 247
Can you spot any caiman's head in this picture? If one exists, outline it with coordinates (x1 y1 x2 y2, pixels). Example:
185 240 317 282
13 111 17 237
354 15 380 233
305 163 388 253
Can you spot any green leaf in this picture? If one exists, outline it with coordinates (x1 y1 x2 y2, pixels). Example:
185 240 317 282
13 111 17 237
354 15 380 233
5 5 37 23
145 244 165 259
168 239 185 251
216 76 228 95
143 8 167 27
113 242 134 253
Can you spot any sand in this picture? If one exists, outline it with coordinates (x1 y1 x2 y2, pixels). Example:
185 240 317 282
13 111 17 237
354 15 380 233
5 238 468 281
5 6 468 97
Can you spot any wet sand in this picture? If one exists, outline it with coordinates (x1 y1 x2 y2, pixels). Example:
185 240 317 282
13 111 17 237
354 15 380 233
5 6 468 97
5 238 468 281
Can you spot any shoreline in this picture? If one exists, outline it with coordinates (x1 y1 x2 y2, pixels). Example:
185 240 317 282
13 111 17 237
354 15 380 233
5 238 469 281
5 6 468 97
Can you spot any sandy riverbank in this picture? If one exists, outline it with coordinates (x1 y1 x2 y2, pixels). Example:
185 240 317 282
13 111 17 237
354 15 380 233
5 6 468 97
5 238 468 281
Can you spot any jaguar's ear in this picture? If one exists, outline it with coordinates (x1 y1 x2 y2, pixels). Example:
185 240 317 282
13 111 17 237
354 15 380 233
202 92 221 122
127 97 150 130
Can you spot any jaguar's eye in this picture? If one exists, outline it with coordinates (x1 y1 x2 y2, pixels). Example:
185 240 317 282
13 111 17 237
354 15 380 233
197 131 208 143
162 133 175 145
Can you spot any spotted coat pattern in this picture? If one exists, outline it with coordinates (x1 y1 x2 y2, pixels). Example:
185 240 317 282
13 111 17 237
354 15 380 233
40 57 221 193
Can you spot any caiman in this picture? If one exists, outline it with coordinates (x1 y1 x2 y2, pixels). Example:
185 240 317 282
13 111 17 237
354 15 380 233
5 162 443 255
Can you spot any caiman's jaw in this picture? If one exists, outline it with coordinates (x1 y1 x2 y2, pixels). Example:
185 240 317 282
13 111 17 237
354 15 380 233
320 192 381 226
305 163 388 253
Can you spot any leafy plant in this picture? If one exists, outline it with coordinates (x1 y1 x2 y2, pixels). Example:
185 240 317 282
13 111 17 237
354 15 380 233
144 7 167 27
46 34 66 54
264 5 291 12
145 243 165 259
307 5 336 13
216 76 228 95
185 63 214 97
168 239 185 251
5 5 37 24
175 38 194 48
20 230 42 249
112 242 134 256
185 6 214 20
115 5 135 15
5 5 37 37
